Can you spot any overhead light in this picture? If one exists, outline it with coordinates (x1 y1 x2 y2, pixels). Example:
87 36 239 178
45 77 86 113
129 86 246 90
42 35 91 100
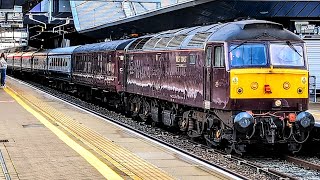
260 11 269 15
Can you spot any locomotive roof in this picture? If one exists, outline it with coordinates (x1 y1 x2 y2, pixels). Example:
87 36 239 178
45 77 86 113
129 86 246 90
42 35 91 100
126 20 303 51
48 46 79 55
74 39 134 53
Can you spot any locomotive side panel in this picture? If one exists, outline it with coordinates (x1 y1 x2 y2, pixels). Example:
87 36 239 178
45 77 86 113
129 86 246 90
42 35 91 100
126 50 204 108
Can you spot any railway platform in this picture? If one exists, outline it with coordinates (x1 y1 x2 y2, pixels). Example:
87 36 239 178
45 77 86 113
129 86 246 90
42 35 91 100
0 77 235 180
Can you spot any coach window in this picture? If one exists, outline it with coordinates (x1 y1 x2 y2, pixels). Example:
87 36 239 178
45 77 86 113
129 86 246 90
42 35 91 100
189 54 196 65
214 46 225 67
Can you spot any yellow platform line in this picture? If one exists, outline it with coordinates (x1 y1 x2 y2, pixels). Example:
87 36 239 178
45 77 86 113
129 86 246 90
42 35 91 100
4 87 123 180
5 82 174 180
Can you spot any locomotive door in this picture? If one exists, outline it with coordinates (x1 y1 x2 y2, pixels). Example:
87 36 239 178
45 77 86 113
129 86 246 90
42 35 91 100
204 45 213 109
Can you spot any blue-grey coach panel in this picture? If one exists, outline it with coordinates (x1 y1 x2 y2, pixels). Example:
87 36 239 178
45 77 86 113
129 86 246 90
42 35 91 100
33 49 51 71
48 46 80 55
48 46 79 74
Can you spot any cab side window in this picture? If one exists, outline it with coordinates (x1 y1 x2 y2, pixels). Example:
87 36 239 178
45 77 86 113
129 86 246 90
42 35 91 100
214 46 225 67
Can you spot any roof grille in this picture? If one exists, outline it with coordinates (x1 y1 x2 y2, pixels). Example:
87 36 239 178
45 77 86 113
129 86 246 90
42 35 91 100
187 33 211 47
155 37 173 48
128 37 151 50
135 37 152 50
143 38 161 49
167 35 187 48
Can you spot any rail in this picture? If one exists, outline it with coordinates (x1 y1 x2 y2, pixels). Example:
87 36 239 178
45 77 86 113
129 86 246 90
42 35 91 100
285 156 320 172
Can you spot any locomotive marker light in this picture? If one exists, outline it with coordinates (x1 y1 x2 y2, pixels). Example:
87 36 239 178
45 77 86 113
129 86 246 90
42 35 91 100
237 87 243 94
301 76 307 84
234 112 254 133
297 87 303 94
232 77 238 84
283 81 290 90
296 112 315 130
250 82 258 90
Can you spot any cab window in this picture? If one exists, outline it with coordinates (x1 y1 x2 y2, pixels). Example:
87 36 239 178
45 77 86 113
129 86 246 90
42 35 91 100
214 46 224 67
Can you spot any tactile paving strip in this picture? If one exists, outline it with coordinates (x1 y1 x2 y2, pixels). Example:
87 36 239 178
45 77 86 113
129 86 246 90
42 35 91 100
5 82 174 180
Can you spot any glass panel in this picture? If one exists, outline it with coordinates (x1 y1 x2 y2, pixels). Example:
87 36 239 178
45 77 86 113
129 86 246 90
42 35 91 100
206 47 212 67
270 43 304 66
229 43 267 67
189 54 196 65
214 46 225 67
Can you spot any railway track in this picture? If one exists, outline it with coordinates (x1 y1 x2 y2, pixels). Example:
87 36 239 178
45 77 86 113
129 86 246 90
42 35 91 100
285 155 320 172
10 76 318 180
247 155 320 179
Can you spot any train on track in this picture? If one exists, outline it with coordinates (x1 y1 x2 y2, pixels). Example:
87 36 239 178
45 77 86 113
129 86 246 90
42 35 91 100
4 20 315 154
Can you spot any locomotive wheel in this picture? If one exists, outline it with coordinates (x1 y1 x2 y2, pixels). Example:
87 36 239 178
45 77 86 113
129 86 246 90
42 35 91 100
204 128 215 147
141 100 151 122
130 96 142 118
225 144 233 154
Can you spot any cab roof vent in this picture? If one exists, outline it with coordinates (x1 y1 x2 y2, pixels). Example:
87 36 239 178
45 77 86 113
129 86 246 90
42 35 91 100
242 23 283 30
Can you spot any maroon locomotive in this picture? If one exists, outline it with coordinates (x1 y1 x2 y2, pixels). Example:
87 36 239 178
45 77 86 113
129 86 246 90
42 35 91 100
7 20 314 154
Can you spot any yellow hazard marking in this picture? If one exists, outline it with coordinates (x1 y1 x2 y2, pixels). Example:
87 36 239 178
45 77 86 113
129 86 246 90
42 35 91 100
4 87 123 180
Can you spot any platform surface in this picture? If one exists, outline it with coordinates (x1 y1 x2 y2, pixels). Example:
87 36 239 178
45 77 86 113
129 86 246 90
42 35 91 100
309 103 320 127
0 77 231 180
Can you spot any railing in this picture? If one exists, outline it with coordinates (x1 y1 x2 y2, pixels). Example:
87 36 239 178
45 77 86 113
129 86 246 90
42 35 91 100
309 76 317 102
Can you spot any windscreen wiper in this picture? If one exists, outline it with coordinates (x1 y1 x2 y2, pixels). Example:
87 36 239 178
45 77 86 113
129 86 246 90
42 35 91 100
228 41 247 53
286 41 302 57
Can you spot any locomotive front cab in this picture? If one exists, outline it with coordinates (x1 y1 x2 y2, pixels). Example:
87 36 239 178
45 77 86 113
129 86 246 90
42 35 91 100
228 41 314 152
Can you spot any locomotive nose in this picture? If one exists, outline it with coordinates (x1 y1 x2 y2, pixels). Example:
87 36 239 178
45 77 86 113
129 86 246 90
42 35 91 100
296 112 315 130
234 112 254 133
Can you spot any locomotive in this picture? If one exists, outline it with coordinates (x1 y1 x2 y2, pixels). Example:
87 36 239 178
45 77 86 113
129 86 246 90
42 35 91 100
5 20 314 154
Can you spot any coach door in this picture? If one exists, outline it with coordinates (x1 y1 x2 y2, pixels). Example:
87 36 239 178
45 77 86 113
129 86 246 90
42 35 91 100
204 45 213 109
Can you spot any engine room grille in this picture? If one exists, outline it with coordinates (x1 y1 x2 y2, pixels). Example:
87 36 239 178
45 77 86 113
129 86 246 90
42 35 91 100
167 35 187 48
143 38 161 49
187 33 211 47
155 37 173 48
128 37 151 50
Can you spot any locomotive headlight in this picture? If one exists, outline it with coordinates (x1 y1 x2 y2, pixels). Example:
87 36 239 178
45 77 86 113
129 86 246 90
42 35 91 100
274 99 282 107
283 82 290 90
296 112 315 130
301 77 307 84
234 112 254 133
251 82 258 90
